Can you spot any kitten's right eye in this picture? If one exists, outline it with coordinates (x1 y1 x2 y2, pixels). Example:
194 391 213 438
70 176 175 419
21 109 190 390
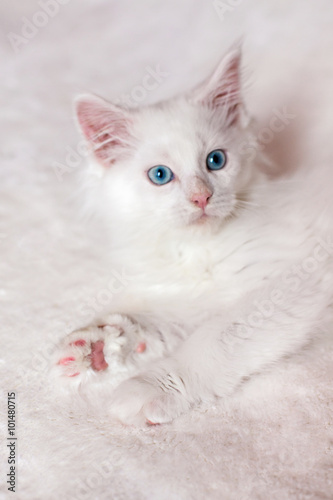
147 165 174 186
206 149 227 171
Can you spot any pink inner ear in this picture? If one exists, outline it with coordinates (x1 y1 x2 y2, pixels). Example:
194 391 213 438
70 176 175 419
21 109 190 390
76 96 131 166
193 49 242 125
211 56 240 106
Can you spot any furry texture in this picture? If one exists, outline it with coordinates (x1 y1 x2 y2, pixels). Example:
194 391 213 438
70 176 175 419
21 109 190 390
54 46 333 426
1 0 333 498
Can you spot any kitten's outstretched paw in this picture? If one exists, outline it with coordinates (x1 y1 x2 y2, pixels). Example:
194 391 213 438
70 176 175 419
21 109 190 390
53 314 148 382
57 338 108 376
54 326 121 379
109 370 192 425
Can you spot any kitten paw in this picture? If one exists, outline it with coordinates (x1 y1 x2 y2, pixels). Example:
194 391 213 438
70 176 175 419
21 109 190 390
53 314 148 382
54 326 118 378
109 369 192 425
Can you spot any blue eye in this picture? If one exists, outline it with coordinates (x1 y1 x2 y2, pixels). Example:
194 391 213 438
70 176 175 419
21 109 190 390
206 149 227 171
147 165 174 185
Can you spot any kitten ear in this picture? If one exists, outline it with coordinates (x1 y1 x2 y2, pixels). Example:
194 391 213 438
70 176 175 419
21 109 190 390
191 48 242 125
74 94 133 166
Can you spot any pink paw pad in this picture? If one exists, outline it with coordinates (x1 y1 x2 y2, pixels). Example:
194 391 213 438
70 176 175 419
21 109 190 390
58 356 79 377
70 339 86 347
136 342 146 353
90 340 109 372
58 336 110 377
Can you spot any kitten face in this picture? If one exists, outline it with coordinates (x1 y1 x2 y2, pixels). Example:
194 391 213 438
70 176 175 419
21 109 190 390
75 48 256 232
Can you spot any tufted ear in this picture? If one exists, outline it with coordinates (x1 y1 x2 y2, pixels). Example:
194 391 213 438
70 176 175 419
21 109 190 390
191 48 242 125
75 94 133 166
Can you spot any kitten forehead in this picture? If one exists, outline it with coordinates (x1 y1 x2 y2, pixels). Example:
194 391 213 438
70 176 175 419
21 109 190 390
131 97 235 174
136 99 202 140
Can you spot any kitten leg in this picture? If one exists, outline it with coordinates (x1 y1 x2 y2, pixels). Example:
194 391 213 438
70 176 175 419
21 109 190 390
109 271 333 425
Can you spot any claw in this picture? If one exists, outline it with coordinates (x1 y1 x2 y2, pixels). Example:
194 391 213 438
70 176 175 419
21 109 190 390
146 419 159 426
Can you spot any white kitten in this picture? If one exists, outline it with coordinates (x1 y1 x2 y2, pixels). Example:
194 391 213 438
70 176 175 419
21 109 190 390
54 48 333 425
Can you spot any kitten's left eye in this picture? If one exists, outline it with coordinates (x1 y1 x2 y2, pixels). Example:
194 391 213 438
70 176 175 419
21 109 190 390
206 149 227 171
147 165 174 185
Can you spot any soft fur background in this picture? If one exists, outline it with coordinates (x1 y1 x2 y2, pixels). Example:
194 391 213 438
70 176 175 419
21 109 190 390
0 1 333 498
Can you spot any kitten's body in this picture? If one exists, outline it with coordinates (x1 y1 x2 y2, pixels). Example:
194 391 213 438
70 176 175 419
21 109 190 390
54 49 333 424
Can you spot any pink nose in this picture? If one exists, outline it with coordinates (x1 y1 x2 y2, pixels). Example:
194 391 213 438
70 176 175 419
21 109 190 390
190 192 211 210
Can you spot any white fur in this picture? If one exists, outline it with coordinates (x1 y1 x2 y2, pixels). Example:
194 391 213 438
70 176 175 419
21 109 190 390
55 49 333 425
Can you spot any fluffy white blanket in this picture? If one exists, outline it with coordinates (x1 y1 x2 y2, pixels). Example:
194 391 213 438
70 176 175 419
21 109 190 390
1 1 332 498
